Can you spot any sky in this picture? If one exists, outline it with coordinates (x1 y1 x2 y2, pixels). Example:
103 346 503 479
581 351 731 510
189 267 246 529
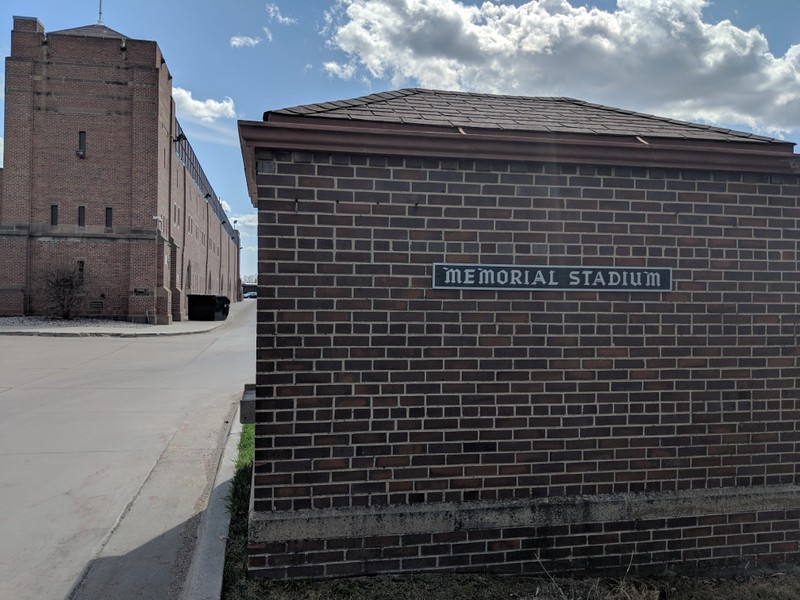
1 0 799 277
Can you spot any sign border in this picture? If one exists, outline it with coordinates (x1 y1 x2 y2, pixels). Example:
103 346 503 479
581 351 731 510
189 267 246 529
432 263 672 292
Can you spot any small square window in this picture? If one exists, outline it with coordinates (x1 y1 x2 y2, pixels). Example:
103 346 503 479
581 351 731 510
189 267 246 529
105 207 113 228
78 206 86 227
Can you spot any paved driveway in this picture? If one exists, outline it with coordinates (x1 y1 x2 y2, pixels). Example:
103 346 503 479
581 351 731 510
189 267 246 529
0 301 255 600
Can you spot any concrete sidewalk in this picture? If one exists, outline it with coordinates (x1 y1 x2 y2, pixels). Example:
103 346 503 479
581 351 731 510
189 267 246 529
181 409 243 600
0 300 255 600
0 299 254 337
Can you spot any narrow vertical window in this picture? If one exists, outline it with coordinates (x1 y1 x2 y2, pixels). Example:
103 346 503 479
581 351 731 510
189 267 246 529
76 260 85 283
77 131 87 158
78 206 86 227
51 204 59 226
105 207 113 228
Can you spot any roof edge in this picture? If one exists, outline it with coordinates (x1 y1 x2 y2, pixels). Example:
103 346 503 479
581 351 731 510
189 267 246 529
239 117 800 207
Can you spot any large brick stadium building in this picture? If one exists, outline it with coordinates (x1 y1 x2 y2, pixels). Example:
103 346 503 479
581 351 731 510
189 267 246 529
240 89 800 578
0 16 239 323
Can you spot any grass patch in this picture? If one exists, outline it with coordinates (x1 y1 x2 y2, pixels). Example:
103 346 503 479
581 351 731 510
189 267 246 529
221 430 800 599
222 422 259 600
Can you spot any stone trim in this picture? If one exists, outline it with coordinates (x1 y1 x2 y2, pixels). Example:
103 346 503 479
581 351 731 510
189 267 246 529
250 484 800 543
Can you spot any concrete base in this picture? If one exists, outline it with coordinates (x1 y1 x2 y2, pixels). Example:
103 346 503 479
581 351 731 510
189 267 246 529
250 484 800 543
248 484 800 579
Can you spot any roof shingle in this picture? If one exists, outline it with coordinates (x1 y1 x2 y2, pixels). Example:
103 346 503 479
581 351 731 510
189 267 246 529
268 88 783 145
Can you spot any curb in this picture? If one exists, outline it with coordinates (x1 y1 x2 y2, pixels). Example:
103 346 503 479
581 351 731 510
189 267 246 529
181 406 242 600
0 306 248 338
0 326 225 338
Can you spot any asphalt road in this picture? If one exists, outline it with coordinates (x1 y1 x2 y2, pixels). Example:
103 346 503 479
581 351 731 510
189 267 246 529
0 300 256 600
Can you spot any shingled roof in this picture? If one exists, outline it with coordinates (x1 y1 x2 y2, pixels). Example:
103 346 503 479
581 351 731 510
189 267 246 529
241 88 798 205
268 88 784 146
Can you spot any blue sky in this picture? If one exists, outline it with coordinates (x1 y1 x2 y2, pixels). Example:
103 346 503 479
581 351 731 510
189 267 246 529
1 0 799 277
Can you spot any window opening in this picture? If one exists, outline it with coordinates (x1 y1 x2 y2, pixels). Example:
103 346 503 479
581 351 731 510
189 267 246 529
77 131 86 158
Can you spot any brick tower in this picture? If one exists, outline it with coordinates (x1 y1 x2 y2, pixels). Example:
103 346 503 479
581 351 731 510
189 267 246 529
0 16 239 322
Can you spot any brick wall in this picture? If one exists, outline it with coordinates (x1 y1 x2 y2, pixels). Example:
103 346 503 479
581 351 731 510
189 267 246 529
251 149 800 577
0 16 239 320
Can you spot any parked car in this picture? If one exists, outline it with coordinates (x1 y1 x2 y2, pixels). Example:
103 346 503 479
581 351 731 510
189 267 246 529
243 291 257 298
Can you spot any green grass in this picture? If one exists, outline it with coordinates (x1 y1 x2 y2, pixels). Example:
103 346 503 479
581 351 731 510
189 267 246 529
222 423 259 600
220 429 800 599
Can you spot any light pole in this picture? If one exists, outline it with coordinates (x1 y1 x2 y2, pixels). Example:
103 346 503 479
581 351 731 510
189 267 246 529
152 215 162 324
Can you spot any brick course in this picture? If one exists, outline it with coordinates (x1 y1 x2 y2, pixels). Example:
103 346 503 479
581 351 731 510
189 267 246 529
249 146 800 577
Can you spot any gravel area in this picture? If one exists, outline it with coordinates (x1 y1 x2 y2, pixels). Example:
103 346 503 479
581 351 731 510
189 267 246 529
0 316 153 329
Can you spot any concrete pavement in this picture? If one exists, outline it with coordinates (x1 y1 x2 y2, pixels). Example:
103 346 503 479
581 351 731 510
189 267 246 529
0 300 255 600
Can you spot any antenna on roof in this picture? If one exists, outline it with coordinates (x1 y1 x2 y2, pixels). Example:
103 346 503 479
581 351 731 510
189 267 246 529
98 0 104 25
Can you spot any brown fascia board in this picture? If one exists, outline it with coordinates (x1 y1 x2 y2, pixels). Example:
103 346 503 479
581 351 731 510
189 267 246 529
238 115 799 207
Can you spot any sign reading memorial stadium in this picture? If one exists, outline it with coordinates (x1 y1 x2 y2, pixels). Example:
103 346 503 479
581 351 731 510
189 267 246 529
433 264 671 292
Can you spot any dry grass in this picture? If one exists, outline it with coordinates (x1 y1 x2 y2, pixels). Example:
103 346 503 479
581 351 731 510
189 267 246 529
223 572 664 600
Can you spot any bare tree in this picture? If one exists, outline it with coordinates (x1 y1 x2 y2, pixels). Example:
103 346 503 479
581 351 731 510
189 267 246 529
42 263 86 319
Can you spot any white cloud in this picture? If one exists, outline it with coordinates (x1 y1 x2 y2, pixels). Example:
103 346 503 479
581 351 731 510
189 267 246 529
231 212 258 232
229 211 258 277
173 87 236 124
230 35 261 48
324 61 357 80
266 3 298 25
221 199 232 213
324 0 800 135
229 5 294 49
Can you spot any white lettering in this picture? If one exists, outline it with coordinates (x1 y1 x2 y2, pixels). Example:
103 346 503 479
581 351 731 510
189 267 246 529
438 265 665 291
444 268 462 284
645 272 661 287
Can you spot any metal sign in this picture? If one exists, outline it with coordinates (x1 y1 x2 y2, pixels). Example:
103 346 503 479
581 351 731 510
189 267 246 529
433 264 672 292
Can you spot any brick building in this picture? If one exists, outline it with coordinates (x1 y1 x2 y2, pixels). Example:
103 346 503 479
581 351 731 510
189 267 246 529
0 16 239 323
239 89 800 578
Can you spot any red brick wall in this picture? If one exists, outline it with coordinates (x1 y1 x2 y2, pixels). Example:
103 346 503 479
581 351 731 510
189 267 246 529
251 149 800 577
0 17 239 320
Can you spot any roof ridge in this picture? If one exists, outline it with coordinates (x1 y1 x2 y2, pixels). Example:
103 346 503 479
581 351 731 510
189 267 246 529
50 23 128 39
